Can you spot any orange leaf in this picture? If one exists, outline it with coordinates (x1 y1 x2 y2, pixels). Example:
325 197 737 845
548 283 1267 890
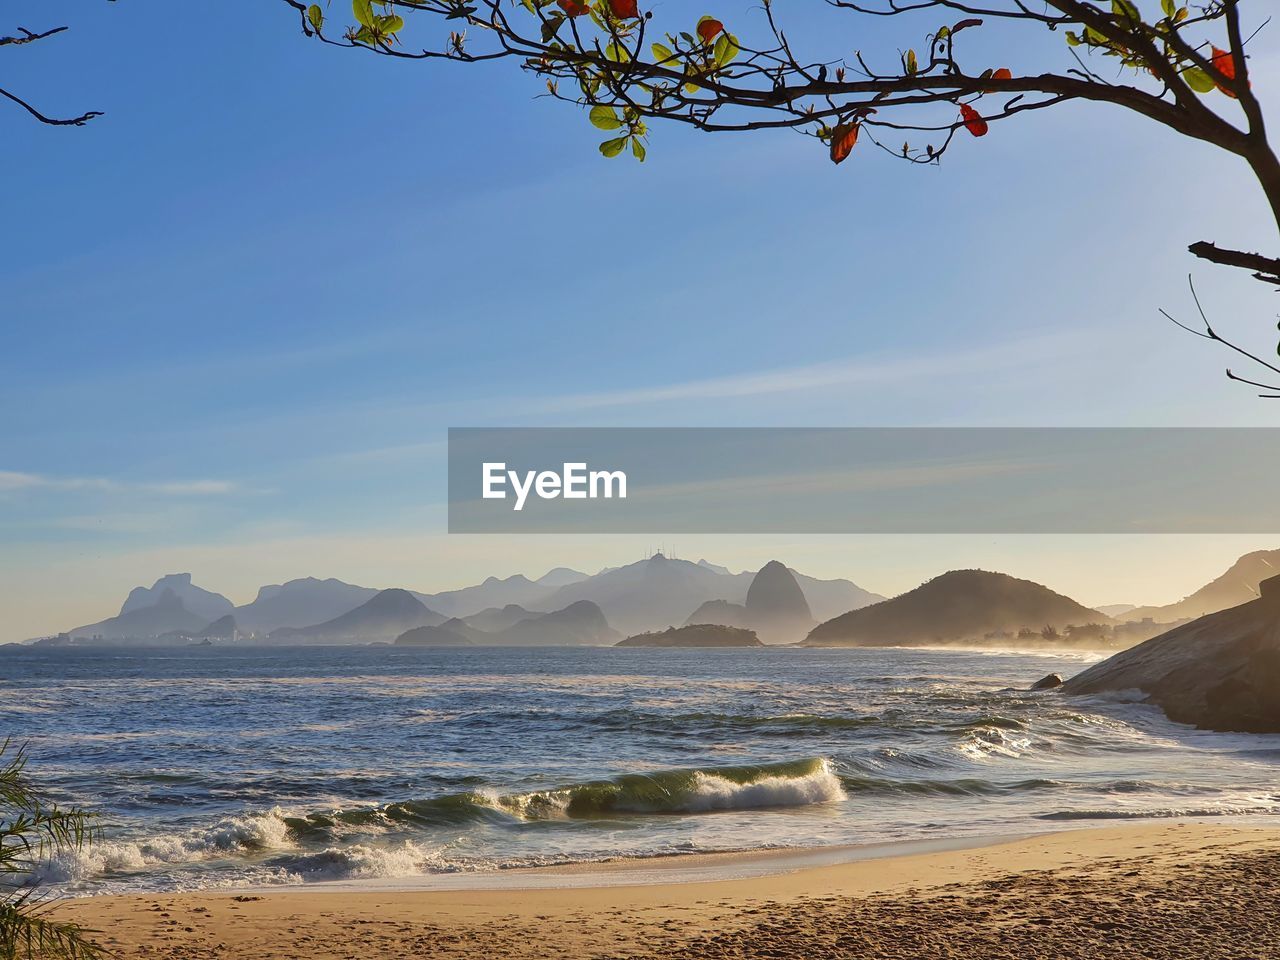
991 67 1012 81
959 103 988 137
829 122 859 164
558 0 591 16
1212 45 1239 98
697 17 723 43
608 0 639 18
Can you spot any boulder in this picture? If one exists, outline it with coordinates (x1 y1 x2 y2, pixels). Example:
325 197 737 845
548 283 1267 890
1061 574 1280 732
1031 673 1064 690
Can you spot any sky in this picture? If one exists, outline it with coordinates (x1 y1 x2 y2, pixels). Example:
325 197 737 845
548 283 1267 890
2 0 1279 641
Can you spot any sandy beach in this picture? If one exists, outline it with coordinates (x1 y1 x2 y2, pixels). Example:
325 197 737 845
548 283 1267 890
54 822 1280 959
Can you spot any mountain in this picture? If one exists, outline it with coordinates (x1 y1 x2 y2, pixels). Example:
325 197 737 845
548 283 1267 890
1063 574 1280 733
463 604 540 633
539 555 739 635
789 571 884 622
420 575 560 619
71 588 208 640
271 589 445 643
1095 604 1137 618
195 614 238 640
536 567 589 587
696 559 731 575
616 625 763 648
119 574 233 624
686 561 815 643
1123 549 1280 623
490 601 619 646
395 619 479 646
806 570 1110 647
234 578 379 635
537 555 881 635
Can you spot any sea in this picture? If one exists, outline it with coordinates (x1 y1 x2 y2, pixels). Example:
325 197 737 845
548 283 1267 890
3 644 1279 896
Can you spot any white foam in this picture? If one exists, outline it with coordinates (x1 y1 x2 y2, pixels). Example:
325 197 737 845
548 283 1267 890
35 808 296 884
672 760 847 813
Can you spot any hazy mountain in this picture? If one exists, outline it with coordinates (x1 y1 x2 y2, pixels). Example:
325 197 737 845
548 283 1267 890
1095 604 1137 618
807 570 1110 647
420 575 560 619
490 601 619 646
271 589 444 643
696 559 732 575
790 571 884 622
120 574 233 624
235 577 379 635
540 555 881 635
158 613 239 643
1123 549 1280 623
72 588 208 640
536 567 589 587
463 604 541 633
395 619 480 647
616 624 763 648
686 561 815 643
540 555 739 635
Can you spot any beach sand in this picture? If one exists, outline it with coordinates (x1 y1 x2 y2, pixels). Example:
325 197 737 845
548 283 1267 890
55 823 1280 959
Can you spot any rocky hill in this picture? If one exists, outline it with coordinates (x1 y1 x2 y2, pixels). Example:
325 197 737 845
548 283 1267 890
806 570 1109 647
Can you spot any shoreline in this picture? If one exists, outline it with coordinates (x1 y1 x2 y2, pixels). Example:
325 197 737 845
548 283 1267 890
252 831 1041 894
54 822 1280 959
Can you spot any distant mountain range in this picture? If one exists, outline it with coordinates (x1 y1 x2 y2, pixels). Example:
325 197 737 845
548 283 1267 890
396 600 618 647
270 589 445 644
1121 549 1280 623
806 570 1110 647
53 549 1279 649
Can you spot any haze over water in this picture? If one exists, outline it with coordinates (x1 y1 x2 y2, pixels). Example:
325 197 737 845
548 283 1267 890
7 645 1280 895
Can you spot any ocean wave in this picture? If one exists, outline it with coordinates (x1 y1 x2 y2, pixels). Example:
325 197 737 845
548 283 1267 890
35 807 295 884
486 757 847 818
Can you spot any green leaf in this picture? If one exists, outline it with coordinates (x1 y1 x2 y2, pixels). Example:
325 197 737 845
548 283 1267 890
631 137 647 161
307 3 324 29
382 14 405 33
1183 66 1216 93
1111 0 1141 23
541 14 564 41
590 105 623 129
1160 0 1175 17
599 136 628 157
651 42 674 62
713 33 739 67
353 0 375 27
1065 30 1082 46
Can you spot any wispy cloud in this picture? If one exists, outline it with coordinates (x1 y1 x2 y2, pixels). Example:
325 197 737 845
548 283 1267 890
524 332 1082 414
0 471 239 496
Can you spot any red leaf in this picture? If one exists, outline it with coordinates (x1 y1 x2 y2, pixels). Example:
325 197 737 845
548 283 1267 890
1212 45 1239 98
697 17 723 43
1211 46 1235 81
991 67 1012 81
558 0 591 16
829 122 859 164
959 103 988 137
608 0 639 18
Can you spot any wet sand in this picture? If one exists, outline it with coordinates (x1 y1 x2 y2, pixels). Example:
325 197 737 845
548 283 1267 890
55 823 1280 959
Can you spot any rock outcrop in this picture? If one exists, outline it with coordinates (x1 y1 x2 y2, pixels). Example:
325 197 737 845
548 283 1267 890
615 624 763 648
1031 673 1064 690
684 561 815 643
1062 575 1280 733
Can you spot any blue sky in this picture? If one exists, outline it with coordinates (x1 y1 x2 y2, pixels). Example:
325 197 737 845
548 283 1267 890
2 0 1278 639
